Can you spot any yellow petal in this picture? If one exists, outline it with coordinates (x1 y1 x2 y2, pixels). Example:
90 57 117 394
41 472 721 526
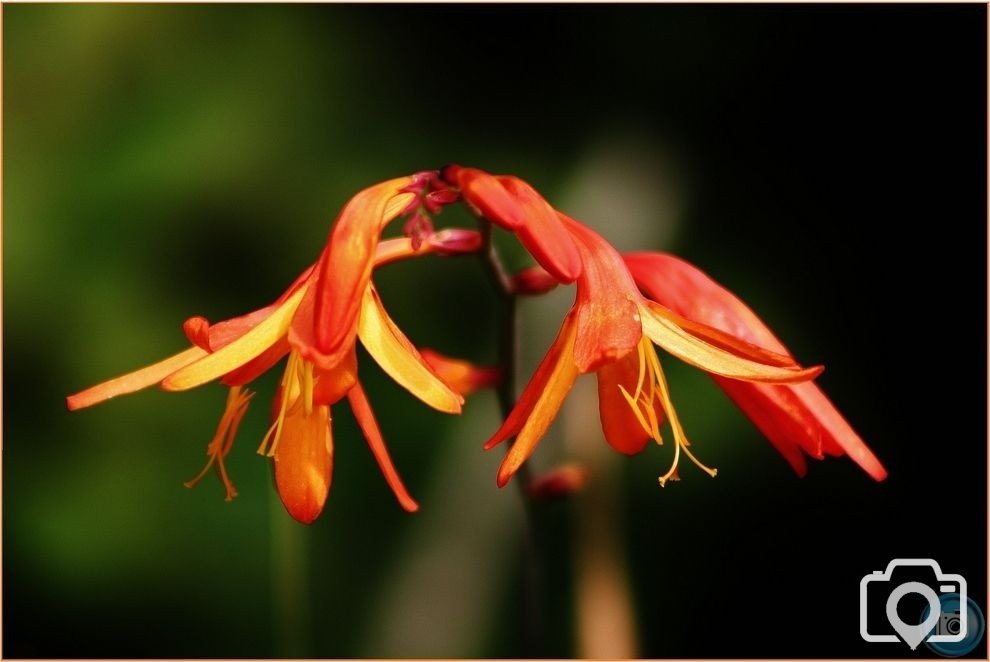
639 302 822 384
162 285 308 391
67 345 208 410
357 286 463 414
497 319 580 486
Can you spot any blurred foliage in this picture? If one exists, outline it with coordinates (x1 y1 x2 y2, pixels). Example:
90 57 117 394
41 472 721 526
4 4 986 658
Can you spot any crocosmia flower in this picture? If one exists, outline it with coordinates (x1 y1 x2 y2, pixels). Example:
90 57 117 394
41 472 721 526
68 163 885 527
67 176 481 523
486 212 844 488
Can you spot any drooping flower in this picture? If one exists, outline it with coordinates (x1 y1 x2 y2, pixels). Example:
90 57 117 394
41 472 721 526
67 176 483 523
308 171 468 371
486 213 827 487
622 251 887 480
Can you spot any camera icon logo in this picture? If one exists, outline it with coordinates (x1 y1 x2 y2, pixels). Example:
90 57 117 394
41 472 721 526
860 559 968 650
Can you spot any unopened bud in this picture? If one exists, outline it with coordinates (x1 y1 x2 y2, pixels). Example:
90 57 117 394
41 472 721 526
511 265 559 295
528 463 590 500
420 348 502 397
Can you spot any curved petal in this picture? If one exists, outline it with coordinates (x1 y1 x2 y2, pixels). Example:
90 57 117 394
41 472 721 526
596 349 658 455
441 165 523 229
312 176 416 368
187 304 278 352
221 338 291 387
356 286 463 414
161 285 308 391
347 383 419 512
495 317 580 487
497 176 582 283
639 301 823 384
626 251 886 480
273 401 333 525
647 302 799 368
182 316 212 351
66 346 208 411
484 313 577 450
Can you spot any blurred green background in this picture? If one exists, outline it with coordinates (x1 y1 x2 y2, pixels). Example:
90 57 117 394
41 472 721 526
4 4 986 658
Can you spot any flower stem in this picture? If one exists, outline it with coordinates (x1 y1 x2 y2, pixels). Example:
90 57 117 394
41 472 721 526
270 490 311 657
477 220 547 656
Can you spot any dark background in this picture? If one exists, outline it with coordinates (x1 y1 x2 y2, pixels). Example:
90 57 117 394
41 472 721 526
4 4 987 658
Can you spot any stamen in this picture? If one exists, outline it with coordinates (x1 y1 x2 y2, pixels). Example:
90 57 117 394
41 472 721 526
632 339 647 402
646 341 718 486
617 339 665 444
619 384 656 439
303 360 314 417
186 386 254 500
259 351 318 457
259 352 300 456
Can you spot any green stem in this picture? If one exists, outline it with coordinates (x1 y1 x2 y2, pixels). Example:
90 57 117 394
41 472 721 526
477 220 546 656
270 491 311 657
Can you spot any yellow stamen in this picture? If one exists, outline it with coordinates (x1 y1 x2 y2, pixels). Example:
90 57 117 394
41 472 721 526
258 350 317 457
632 337 647 402
185 385 254 501
619 384 656 440
619 337 718 486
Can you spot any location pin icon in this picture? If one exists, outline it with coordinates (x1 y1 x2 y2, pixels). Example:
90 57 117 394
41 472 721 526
886 582 942 650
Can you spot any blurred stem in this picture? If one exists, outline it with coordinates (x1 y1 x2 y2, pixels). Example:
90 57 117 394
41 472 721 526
477 220 546 656
270 491 311 657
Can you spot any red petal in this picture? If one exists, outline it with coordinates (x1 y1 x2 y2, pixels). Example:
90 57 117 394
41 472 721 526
347 383 420 512
596 349 658 455
496 176 582 283
624 252 790 353
625 251 886 480
444 165 524 229
182 317 212 351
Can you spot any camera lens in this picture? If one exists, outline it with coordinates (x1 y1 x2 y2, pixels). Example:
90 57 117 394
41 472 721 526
947 618 961 635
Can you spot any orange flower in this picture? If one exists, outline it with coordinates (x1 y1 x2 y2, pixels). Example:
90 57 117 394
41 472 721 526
67 176 483 523
623 251 887 481
486 214 825 488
